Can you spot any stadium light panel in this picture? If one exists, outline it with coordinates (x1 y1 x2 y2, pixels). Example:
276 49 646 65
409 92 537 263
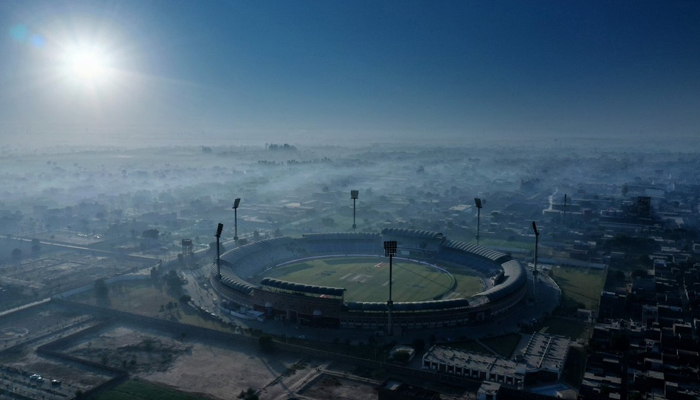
474 198 482 208
216 223 223 238
233 198 241 209
384 241 397 256
351 190 359 200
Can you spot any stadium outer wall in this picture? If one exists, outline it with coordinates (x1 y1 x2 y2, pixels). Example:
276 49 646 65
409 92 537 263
212 229 528 331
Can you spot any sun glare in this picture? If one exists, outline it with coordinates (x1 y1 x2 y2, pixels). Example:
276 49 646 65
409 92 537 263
64 47 111 83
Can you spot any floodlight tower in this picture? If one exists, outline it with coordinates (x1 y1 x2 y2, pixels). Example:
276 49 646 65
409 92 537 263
531 221 540 298
384 240 397 336
474 198 483 246
232 198 241 242
351 190 359 230
215 223 223 279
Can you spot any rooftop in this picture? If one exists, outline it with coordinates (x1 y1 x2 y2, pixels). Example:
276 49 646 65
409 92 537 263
423 346 525 377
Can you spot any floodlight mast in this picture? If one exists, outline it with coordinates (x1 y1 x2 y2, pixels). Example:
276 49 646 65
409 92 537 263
384 241 397 336
563 194 567 227
215 223 224 279
351 190 359 230
232 198 241 242
474 198 483 246
532 221 540 298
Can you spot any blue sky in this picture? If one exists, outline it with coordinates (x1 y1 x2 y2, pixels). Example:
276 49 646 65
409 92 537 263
1 1 699 146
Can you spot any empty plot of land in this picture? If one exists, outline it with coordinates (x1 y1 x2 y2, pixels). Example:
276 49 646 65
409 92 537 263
56 324 315 400
480 333 521 358
549 267 606 310
299 374 378 400
143 341 306 400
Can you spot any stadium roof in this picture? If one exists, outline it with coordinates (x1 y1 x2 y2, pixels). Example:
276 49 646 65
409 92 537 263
302 232 381 241
441 240 508 262
260 277 346 297
381 228 446 240
215 265 256 295
347 298 471 312
477 259 527 302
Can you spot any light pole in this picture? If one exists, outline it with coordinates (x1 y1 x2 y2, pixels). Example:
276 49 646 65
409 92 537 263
232 198 241 242
384 240 397 336
215 223 223 279
474 198 483 246
531 221 540 298
351 190 359 230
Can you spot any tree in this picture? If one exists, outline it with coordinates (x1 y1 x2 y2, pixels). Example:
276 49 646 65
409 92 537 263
165 270 183 291
273 228 282 238
94 278 109 299
392 350 411 364
10 248 22 261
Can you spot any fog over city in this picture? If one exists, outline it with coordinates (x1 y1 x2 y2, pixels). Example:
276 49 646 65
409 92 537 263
1 2 700 400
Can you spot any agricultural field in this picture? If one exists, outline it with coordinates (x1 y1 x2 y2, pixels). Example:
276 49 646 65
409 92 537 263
95 379 213 400
549 267 606 311
263 257 482 302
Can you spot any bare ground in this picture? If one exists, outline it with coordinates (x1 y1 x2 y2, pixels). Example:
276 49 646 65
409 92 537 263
140 341 309 400
298 374 378 400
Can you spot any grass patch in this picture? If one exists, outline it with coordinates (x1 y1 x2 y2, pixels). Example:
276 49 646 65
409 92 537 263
481 333 521 358
549 267 606 311
72 280 237 334
450 270 484 297
444 340 491 355
72 281 179 316
265 257 458 302
538 317 591 341
96 379 211 400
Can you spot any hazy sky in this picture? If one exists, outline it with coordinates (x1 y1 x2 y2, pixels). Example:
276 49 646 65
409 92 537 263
1 1 699 147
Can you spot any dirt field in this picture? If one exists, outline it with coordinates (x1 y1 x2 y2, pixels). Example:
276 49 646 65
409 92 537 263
66 326 191 373
141 340 312 400
298 374 378 400
55 324 333 400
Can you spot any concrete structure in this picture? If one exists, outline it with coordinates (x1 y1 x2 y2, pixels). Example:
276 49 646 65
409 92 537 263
422 346 526 389
211 229 529 331
422 333 570 390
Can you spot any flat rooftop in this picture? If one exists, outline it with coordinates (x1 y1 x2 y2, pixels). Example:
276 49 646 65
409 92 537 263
423 346 524 377
519 333 571 374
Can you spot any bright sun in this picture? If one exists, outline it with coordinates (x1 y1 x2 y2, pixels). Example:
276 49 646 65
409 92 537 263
64 47 111 83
